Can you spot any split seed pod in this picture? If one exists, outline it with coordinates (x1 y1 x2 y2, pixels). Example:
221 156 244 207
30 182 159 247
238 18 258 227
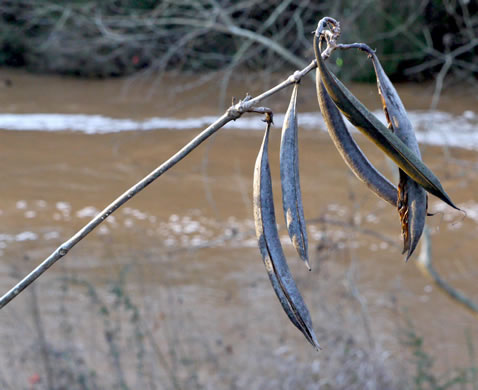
316 79 397 207
368 49 427 259
313 33 458 211
280 83 310 269
253 116 320 350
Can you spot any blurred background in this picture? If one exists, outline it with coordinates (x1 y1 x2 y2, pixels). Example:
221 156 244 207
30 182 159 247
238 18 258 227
0 1 478 389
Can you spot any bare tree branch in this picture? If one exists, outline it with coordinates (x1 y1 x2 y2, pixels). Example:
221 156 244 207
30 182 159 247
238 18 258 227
417 226 478 319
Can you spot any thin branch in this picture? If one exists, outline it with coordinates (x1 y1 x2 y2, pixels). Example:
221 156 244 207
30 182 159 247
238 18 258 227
149 17 309 70
431 55 453 109
0 58 318 309
416 226 478 319
405 38 478 75
217 0 295 106
371 0 428 41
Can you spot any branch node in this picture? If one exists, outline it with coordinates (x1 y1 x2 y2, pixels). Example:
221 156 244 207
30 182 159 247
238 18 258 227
58 247 68 256
288 71 302 83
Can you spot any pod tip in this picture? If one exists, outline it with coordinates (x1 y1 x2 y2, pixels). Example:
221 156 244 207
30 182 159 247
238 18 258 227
449 201 462 212
441 192 461 212
308 334 321 351
312 338 322 351
406 237 422 262
304 258 312 271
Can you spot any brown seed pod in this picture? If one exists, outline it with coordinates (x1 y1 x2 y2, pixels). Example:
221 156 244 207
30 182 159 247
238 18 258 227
368 49 427 259
253 118 320 350
316 78 398 207
280 83 310 269
313 32 458 211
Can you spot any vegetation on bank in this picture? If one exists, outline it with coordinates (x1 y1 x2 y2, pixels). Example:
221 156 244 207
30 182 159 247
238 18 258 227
4 265 477 390
0 0 477 82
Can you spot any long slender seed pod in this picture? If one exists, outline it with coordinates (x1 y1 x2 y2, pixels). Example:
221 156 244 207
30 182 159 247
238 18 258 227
368 49 427 259
317 80 397 206
313 33 459 211
280 83 310 269
326 40 429 259
253 118 320 350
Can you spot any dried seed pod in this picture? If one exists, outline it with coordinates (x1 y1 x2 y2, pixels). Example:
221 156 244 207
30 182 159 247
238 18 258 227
253 118 320 350
313 34 458 211
317 79 397 207
368 50 427 259
280 83 310 269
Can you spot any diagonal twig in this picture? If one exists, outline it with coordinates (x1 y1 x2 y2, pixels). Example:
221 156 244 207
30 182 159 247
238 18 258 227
0 58 319 309
416 226 478 319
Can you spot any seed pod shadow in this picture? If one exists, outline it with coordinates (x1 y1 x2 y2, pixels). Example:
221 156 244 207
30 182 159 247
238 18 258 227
280 83 310 269
313 34 459 211
253 120 320 350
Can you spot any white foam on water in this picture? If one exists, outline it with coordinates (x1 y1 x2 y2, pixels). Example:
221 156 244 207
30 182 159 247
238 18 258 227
76 206 99 218
0 110 477 150
16 200 27 210
44 231 60 240
15 231 38 241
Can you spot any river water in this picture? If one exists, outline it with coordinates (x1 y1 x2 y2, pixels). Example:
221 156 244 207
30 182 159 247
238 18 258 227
0 69 477 389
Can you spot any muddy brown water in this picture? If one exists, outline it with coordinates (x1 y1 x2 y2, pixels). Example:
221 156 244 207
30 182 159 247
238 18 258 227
0 69 477 388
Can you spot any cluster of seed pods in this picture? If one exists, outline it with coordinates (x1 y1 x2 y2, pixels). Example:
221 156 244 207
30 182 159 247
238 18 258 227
252 17 460 349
